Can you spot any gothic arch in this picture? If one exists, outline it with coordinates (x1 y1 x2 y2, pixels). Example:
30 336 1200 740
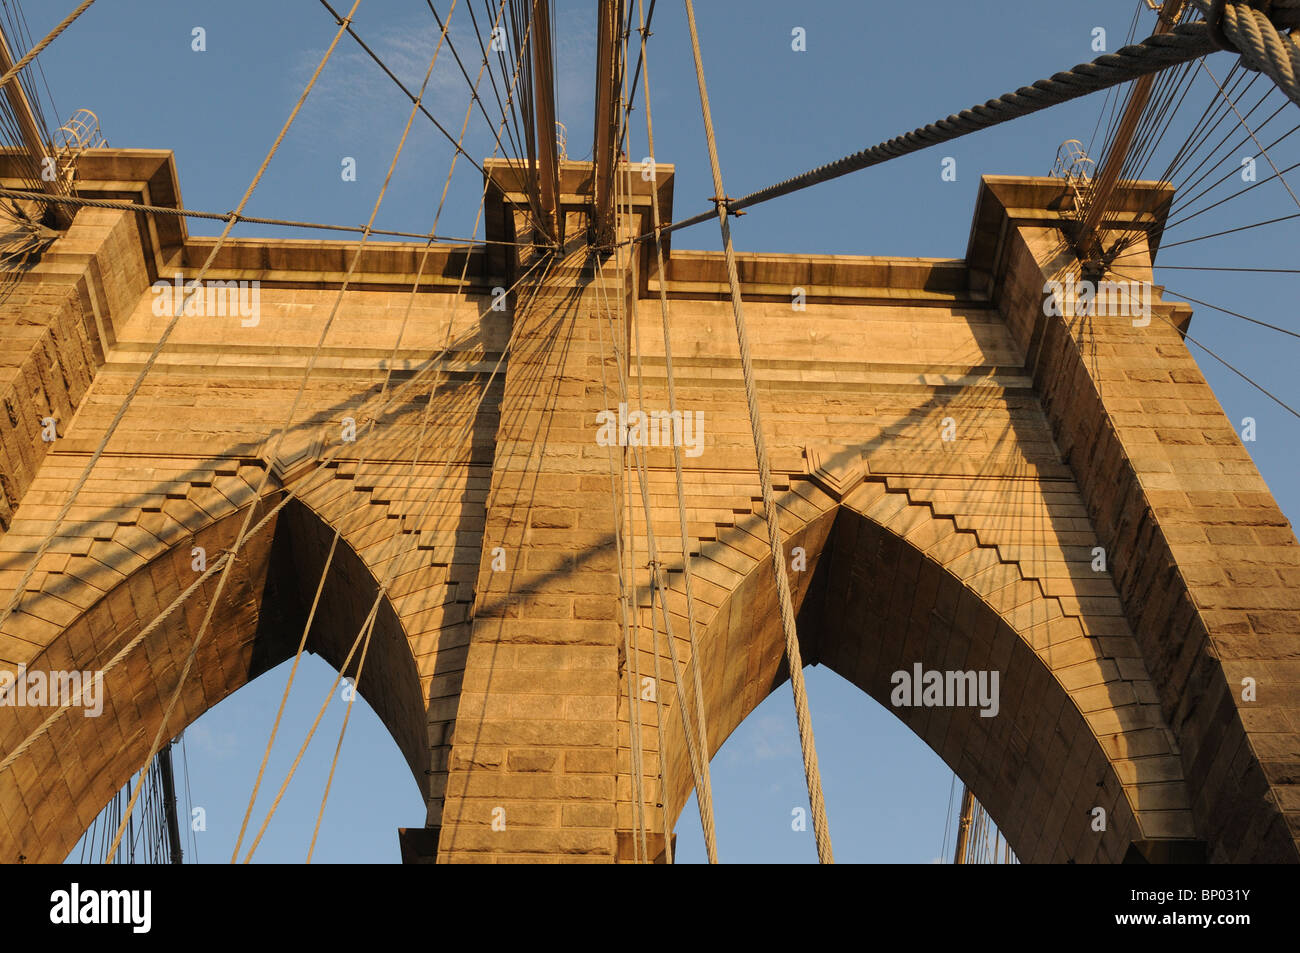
0 470 424 863
653 475 1196 863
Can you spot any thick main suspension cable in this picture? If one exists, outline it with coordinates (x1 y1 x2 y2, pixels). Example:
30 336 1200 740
636 17 1299 243
0 0 95 89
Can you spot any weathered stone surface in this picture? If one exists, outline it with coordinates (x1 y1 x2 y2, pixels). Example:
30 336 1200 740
0 155 1293 863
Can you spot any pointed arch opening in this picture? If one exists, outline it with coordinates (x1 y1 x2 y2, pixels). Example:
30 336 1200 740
0 488 426 863
657 496 1174 863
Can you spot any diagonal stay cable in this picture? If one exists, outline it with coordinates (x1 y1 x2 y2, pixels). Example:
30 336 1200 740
233 2 507 856
1161 66 1261 203
1155 264 1300 272
1101 64 1268 259
467 0 525 163
306 601 376 863
1164 84 1284 216
106 4 453 860
230 531 339 862
1166 118 1299 223
317 0 509 191
236 0 514 846
2 14 540 780
300 0 541 860
1109 267 1300 416
244 254 557 863
0 0 365 638
424 0 529 180
426 0 525 167
1167 318 1299 416
474 0 544 234
1119 209 1300 252
0 252 549 785
243 589 385 862
1199 57 1300 212
1152 284 1300 338
1165 154 1300 232
229 252 551 865
229 23 517 846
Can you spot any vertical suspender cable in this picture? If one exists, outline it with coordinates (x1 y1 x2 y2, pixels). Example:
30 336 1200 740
634 0 718 864
681 0 833 863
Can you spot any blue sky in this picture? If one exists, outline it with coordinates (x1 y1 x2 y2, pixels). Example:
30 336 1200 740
39 0 1300 863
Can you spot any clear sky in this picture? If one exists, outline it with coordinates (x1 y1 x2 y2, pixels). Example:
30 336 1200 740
38 0 1300 863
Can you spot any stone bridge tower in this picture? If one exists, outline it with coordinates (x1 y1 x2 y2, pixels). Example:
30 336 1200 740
0 149 1296 864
